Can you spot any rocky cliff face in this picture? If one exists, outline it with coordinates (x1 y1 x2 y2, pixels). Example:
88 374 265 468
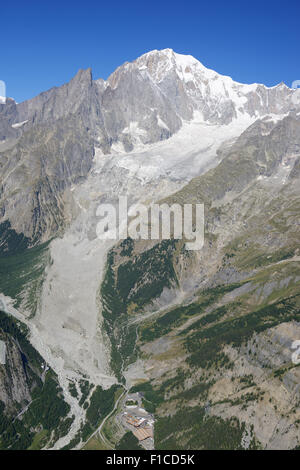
0 309 73 450
0 98 19 143
0 331 31 410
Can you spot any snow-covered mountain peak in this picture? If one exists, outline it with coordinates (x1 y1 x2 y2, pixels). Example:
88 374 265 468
135 49 248 89
134 48 212 83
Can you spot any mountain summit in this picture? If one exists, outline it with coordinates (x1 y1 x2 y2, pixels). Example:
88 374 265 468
108 48 299 128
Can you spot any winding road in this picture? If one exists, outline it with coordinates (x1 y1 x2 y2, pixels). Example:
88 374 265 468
83 388 126 449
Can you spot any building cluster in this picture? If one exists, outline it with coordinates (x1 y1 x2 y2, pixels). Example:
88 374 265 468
124 413 154 442
119 392 155 449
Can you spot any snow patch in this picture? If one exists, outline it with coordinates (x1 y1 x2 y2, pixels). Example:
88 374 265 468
122 121 147 137
12 120 28 129
263 113 289 124
157 116 169 131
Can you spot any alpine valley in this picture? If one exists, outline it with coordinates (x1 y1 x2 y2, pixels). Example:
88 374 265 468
0 48 300 450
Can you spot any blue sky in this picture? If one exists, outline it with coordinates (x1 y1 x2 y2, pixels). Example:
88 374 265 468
1 0 300 102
